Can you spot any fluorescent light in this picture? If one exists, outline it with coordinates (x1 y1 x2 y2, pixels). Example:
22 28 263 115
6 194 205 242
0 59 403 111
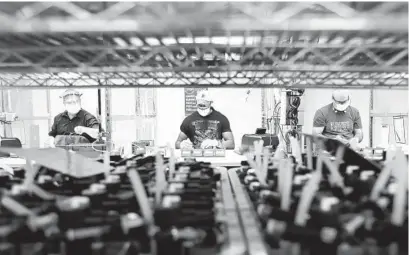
178 37 194 44
130 37 144 46
229 36 244 45
146 37 160 46
245 36 261 46
162 37 177 45
211 37 228 44
113 37 128 47
195 37 210 43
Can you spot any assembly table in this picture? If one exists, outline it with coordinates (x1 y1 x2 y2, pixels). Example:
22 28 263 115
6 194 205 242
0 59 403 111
174 149 246 167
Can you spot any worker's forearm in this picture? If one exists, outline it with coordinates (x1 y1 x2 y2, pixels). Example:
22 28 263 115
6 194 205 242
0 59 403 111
313 133 327 139
175 141 181 149
354 133 363 143
222 140 235 150
81 127 99 138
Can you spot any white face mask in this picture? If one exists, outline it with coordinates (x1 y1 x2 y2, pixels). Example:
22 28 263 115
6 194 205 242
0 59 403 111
333 100 350 112
198 108 211 117
66 104 81 115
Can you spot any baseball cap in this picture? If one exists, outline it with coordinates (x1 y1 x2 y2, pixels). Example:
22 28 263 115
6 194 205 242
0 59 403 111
332 90 350 111
196 90 213 102
332 90 350 102
60 89 83 99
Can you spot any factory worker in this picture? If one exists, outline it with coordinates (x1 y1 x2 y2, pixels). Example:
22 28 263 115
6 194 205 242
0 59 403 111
312 90 363 149
175 90 235 150
46 89 100 147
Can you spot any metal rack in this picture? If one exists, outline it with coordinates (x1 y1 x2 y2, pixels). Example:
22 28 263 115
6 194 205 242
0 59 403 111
0 2 406 89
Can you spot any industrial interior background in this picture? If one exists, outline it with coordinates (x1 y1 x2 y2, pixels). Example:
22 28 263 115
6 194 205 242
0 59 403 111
0 1 407 152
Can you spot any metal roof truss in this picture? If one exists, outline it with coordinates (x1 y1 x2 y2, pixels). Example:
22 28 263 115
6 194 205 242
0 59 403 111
1 71 406 89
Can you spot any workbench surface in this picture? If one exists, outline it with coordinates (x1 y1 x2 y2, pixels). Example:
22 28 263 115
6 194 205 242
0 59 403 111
174 150 246 167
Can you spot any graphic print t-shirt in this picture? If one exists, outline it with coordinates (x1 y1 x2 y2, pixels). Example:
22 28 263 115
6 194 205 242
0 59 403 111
180 108 231 149
313 103 362 140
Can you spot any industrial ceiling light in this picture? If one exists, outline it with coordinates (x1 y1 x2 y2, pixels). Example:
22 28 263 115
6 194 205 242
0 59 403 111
178 37 193 44
145 38 160 46
162 37 177 45
195 37 210 44
130 37 144 46
113 37 128 47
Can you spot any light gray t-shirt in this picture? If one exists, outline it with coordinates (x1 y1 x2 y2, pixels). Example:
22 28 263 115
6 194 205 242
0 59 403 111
313 103 362 140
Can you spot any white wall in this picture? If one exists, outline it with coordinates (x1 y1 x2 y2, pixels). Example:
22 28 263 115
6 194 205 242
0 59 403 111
155 88 263 148
302 89 371 146
372 89 409 146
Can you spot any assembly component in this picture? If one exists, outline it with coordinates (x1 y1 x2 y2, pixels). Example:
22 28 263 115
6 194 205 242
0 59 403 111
27 213 58 232
171 227 206 246
266 219 287 239
120 212 145 235
192 149 203 157
319 197 340 212
0 195 33 216
100 175 121 193
0 171 10 185
57 196 90 212
203 150 215 157
66 226 109 241
57 196 90 229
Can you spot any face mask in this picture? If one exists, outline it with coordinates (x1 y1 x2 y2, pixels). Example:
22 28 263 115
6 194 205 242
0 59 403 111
66 104 81 114
198 108 211 117
333 100 350 112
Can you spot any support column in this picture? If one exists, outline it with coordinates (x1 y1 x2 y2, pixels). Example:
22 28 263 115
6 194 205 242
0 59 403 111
369 89 374 147
105 88 112 152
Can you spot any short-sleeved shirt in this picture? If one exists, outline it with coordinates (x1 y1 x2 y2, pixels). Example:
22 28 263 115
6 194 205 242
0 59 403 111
180 108 232 149
48 109 99 137
313 104 362 140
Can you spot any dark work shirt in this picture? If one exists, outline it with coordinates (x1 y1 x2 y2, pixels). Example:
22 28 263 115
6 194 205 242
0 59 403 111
313 103 362 140
180 108 232 149
48 109 99 137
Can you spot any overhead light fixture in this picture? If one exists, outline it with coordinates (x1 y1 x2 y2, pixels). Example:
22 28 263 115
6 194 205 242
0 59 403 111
229 36 244 46
146 37 160 46
130 37 144 46
195 37 211 44
178 37 194 44
162 37 177 45
211 37 228 44
245 36 261 46
113 37 128 47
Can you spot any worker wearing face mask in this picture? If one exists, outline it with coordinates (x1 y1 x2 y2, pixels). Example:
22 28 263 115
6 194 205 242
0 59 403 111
175 90 235 150
312 90 363 149
46 89 100 148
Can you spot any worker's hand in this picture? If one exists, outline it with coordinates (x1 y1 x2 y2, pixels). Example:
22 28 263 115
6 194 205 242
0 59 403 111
74 126 85 135
180 140 194 149
348 137 362 151
200 139 219 149
334 135 349 146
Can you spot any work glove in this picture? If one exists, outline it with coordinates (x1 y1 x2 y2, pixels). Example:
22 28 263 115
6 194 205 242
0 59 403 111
200 139 219 149
74 126 85 135
334 135 350 146
349 137 363 151
180 140 194 149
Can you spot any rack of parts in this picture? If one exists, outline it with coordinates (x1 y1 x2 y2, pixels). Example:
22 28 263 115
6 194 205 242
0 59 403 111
0 147 257 255
228 134 408 255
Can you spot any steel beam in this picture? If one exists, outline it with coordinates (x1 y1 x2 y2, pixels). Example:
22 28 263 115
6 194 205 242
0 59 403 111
0 71 407 89
0 2 407 33
0 43 407 73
